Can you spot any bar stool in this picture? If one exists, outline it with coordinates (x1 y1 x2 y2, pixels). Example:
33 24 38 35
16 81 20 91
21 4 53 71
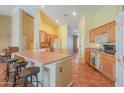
4 58 19 82
13 60 28 87
20 66 40 87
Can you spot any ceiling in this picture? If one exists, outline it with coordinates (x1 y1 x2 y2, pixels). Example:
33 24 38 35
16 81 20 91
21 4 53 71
0 5 40 16
0 5 103 35
0 5 16 15
41 5 103 35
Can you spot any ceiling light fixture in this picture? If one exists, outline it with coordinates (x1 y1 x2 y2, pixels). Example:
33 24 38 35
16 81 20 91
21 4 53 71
56 20 58 23
41 5 44 8
72 11 76 16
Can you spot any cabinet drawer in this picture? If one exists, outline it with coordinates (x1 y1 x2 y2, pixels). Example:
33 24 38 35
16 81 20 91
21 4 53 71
101 54 115 63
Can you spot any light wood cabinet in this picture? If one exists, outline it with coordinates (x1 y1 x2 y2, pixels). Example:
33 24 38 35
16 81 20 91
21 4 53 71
100 54 116 81
40 33 57 43
39 31 48 42
89 21 115 43
100 26 107 34
107 21 116 43
85 48 91 65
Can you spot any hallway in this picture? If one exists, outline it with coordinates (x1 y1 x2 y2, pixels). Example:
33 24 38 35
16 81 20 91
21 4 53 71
72 54 114 87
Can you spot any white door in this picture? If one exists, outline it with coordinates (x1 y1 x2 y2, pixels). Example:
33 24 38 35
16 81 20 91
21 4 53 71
116 11 124 87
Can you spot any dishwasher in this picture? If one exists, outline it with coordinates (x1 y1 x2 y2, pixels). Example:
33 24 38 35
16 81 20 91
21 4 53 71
90 52 101 71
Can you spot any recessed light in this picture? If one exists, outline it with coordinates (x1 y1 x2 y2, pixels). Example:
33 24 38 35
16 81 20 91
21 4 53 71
72 12 76 16
41 5 44 8
56 20 58 23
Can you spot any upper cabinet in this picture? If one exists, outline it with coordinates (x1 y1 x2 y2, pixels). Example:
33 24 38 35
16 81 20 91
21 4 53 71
107 22 116 43
39 31 57 43
89 21 116 43
39 31 48 42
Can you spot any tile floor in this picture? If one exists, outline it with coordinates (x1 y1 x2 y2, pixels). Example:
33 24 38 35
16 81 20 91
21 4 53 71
72 54 114 87
0 53 114 87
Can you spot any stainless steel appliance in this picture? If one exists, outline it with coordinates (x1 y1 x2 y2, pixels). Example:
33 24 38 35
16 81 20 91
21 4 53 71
103 44 115 55
90 52 101 70
50 39 62 53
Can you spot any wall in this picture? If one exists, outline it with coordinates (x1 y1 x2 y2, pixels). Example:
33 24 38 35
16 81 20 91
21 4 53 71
0 15 11 51
57 25 68 53
78 15 86 58
85 5 119 48
10 7 22 51
67 31 73 54
39 11 58 35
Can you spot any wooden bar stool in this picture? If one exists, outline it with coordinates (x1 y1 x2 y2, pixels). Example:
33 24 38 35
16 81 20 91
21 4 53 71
4 58 19 82
20 66 40 87
13 60 28 87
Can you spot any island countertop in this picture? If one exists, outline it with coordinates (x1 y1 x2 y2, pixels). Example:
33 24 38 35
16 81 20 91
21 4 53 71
15 50 71 65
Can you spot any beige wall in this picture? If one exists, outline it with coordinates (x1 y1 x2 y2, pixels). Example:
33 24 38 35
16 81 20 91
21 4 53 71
0 15 11 51
67 31 73 54
39 11 58 35
85 5 119 48
11 8 22 51
57 25 68 53
78 15 86 58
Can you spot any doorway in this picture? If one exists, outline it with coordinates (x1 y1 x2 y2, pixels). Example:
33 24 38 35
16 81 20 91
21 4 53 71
22 10 34 51
73 35 79 53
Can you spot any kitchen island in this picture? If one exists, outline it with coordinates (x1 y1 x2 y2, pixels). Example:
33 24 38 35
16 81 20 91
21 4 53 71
14 50 73 87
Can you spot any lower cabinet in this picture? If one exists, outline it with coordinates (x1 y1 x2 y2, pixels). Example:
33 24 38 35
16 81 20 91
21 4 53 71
100 54 116 81
85 48 91 65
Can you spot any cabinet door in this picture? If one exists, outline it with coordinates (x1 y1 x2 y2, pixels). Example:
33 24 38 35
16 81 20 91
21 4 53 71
101 59 115 81
89 30 95 42
107 22 116 43
100 25 107 34
85 48 91 65
39 31 48 42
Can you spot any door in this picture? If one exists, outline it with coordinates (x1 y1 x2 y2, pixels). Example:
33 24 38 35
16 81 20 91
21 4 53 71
116 11 124 87
73 35 78 53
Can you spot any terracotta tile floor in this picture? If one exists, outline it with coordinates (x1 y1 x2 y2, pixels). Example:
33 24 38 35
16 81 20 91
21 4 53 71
72 54 114 87
0 53 114 87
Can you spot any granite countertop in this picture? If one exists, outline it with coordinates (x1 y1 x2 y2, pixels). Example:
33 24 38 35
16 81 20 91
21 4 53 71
15 50 71 65
90 49 115 57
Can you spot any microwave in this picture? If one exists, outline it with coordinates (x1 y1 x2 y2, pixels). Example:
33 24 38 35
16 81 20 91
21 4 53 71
96 34 107 43
103 44 115 55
